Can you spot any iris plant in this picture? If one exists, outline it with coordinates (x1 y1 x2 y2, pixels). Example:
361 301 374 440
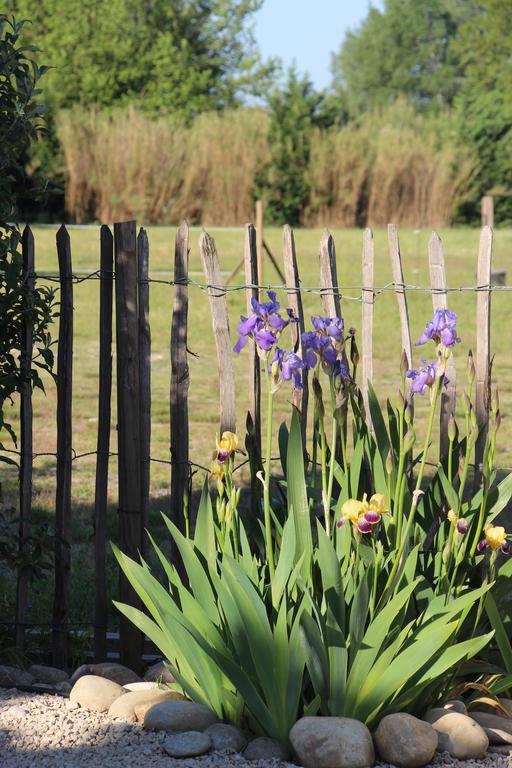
234 291 302 577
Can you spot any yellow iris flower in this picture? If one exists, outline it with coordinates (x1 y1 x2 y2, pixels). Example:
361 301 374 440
209 459 225 480
485 525 508 551
216 431 238 455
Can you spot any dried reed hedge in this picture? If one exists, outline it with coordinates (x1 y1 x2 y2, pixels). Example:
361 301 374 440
58 102 475 227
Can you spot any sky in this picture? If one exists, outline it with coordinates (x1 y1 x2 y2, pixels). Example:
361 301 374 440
253 0 382 90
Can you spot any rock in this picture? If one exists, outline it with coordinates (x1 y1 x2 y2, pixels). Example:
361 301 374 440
290 717 374 768
423 709 489 759
163 730 211 757
205 723 247 752
54 680 72 694
374 713 438 768
142 700 219 732
69 664 91 686
472 697 512 717
88 662 141 686
144 660 175 684
489 745 512 756
28 664 69 684
244 736 290 762
442 699 467 715
65 699 80 710
0 665 34 687
123 681 161 692
469 711 512 745
69 674 125 712
109 689 182 722
7 705 29 719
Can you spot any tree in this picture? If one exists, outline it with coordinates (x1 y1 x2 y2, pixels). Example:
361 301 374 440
258 68 333 226
331 0 468 118
0 15 56 454
454 0 512 222
8 0 271 117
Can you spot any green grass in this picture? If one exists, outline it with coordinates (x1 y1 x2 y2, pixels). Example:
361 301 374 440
2 224 512 633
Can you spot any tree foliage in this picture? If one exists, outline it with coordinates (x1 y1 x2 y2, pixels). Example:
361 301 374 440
258 68 333 226
0 15 56 452
331 0 469 118
8 0 271 117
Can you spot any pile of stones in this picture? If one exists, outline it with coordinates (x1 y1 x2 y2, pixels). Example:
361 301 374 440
2 659 512 766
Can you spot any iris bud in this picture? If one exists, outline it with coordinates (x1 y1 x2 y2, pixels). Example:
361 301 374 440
448 413 457 442
386 449 394 475
400 350 409 376
467 350 475 385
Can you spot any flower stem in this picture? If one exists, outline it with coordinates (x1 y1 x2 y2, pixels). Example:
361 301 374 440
382 376 441 599
264 370 276 578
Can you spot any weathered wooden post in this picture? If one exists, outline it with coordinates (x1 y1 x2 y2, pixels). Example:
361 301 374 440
170 222 190 536
114 220 143 672
53 225 73 667
94 225 113 662
15 225 35 652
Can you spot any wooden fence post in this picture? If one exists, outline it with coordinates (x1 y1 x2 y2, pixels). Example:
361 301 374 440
319 230 342 318
15 225 35 652
428 232 456 460
138 228 151 553
170 222 190 536
255 200 264 300
114 220 143 673
93 225 113 662
53 225 73 667
244 223 262 514
475 226 493 487
199 230 236 434
388 224 413 408
361 228 374 425
481 196 494 228
283 225 308 439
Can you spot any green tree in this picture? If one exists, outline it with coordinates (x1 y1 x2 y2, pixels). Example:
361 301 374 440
9 0 271 116
455 0 512 222
0 15 56 453
331 0 468 118
259 68 332 226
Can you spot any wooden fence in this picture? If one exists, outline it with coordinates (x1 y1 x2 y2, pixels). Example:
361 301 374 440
6 220 496 672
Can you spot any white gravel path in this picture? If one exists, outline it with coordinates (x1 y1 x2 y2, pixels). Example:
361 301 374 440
1 687 511 768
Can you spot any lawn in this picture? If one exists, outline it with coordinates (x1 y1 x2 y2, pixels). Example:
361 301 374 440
2 223 512 641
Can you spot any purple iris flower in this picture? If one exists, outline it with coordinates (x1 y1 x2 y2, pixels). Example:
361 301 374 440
271 347 304 390
234 290 295 354
406 360 438 395
302 316 344 372
416 309 460 348
456 519 469 535
357 519 373 534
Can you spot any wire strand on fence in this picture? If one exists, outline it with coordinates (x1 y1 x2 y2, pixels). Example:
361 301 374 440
26 271 508 303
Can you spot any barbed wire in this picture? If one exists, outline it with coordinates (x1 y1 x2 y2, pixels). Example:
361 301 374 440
2 446 512 475
23 269 510 305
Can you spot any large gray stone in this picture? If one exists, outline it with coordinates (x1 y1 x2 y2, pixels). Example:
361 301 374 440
470 711 512 745
89 662 141 686
205 723 247 752
28 664 69 684
108 688 183 722
424 709 489 759
289 716 374 768
144 660 175 684
374 713 438 768
69 674 125 712
442 700 467 715
164 731 211 757
69 664 91 686
142 699 219 732
244 736 290 762
0 665 34 687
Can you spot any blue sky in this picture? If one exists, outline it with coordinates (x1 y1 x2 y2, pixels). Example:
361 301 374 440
253 1 382 90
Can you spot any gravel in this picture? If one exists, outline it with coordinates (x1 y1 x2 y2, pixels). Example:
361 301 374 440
1 687 512 768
